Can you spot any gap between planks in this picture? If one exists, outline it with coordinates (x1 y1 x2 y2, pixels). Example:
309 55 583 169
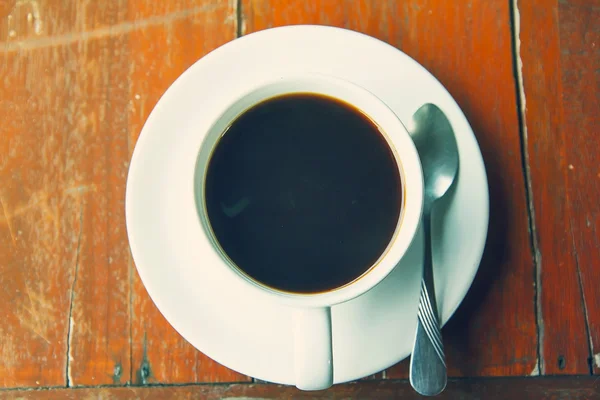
65 203 84 387
235 0 244 38
569 218 595 375
509 0 544 376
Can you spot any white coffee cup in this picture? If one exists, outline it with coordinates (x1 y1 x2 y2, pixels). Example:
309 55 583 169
194 74 423 390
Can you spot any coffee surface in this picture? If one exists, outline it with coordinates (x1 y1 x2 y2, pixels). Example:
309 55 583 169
205 93 402 293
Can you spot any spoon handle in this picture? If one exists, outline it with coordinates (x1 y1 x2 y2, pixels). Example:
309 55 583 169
409 211 447 396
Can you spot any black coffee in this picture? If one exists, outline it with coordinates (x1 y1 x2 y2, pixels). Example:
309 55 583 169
205 93 402 293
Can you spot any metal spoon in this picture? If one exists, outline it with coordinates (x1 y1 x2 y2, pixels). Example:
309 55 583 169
408 103 459 396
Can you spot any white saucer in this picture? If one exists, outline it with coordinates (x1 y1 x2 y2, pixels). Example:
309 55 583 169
126 25 489 385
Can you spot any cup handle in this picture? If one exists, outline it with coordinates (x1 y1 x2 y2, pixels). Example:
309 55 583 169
293 307 333 390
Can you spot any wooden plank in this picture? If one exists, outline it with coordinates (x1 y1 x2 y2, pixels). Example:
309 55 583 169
242 0 537 377
62 32 131 387
0 2 133 387
0 28 101 390
2 377 599 399
557 0 600 375
126 0 249 385
0 0 245 388
517 0 598 375
0 58 72 385
58 1 132 387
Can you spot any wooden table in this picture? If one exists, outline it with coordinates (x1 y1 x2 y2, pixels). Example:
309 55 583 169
1 0 598 398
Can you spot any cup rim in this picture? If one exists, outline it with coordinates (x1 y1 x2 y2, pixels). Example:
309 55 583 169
194 73 424 308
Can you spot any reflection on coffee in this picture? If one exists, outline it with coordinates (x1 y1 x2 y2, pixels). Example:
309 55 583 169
205 93 402 293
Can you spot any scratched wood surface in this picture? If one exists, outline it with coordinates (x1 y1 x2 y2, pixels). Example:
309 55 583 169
126 0 248 386
518 0 600 375
0 0 598 395
241 0 537 378
0 0 246 389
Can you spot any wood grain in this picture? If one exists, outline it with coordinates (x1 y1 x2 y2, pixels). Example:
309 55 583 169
0 0 220 46
1 1 136 387
557 0 600 375
2 377 599 399
242 0 537 377
0 29 105 390
0 0 246 388
518 0 599 375
63 32 131 387
126 0 249 385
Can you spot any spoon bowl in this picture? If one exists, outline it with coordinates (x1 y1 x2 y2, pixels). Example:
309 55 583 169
409 103 459 206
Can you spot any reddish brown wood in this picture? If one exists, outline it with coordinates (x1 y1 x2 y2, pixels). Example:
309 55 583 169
0 28 97 391
63 33 132 387
518 0 599 375
0 0 219 45
2 377 599 399
127 0 249 385
242 0 537 378
0 1 139 386
557 0 600 375
0 0 246 389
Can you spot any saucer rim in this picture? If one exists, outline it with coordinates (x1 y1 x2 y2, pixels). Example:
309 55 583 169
126 25 489 384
